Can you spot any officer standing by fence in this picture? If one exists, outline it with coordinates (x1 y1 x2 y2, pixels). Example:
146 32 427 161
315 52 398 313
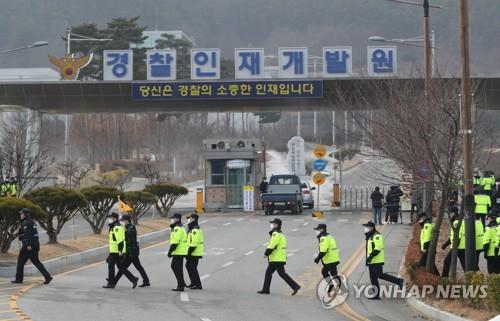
313 223 340 293
186 213 204 290
112 214 150 287
168 213 188 291
102 212 138 289
11 208 52 285
363 221 403 299
417 213 439 275
258 218 301 295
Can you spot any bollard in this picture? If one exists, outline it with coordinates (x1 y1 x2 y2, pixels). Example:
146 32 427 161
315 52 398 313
195 188 205 213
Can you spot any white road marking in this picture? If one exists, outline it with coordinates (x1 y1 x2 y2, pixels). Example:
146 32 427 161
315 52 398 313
223 222 232 226
200 274 211 280
236 218 244 222
338 218 349 222
180 292 189 302
291 228 299 232
200 318 212 321
288 253 295 257
199 220 208 225
221 261 234 268
262 242 268 247
244 250 255 256
302 222 309 226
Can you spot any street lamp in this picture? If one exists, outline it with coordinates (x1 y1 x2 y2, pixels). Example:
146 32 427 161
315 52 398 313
0 40 48 54
368 31 437 76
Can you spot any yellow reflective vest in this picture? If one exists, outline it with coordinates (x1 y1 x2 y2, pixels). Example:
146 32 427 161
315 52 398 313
188 227 204 257
319 234 340 264
474 194 491 215
420 222 434 252
267 231 287 263
366 232 384 265
170 226 188 256
475 220 484 251
109 224 126 254
481 176 496 191
483 226 498 257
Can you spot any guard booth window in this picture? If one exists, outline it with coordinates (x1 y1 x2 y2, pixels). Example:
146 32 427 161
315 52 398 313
210 160 225 185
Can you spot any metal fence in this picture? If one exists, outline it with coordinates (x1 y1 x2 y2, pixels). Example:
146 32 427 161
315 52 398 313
340 185 391 210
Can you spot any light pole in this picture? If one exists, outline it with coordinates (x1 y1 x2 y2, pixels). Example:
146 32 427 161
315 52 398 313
368 31 437 76
63 27 112 162
458 0 475 273
0 41 48 54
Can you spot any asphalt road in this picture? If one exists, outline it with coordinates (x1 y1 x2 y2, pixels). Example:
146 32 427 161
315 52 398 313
15 212 426 321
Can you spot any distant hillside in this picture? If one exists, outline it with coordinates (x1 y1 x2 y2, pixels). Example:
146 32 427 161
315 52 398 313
0 0 498 76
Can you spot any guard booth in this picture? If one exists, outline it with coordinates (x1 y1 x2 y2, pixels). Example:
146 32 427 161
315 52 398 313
203 139 264 211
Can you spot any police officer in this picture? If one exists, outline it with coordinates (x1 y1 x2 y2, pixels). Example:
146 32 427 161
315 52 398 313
441 210 465 277
185 213 204 290
474 188 491 227
481 171 496 198
112 214 150 287
417 213 439 274
475 217 485 271
102 212 138 289
7 177 17 197
363 221 403 300
168 213 188 291
473 171 482 189
483 213 499 274
258 218 301 295
11 208 52 284
313 223 340 293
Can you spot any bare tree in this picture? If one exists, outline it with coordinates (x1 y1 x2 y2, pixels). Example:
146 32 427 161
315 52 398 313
56 158 90 189
0 113 55 195
329 76 490 275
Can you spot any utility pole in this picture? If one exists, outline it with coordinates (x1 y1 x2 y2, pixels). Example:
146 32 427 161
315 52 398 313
458 0 475 272
423 0 431 96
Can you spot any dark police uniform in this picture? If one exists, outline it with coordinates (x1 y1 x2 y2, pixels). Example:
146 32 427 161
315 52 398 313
13 210 52 284
363 221 403 299
103 213 138 289
258 218 301 295
113 215 150 287
186 214 204 289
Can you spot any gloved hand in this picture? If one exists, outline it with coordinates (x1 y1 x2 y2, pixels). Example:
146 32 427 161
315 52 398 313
367 254 373 264
314 257 320 264
106 255 110 263
484 252 488 260
167 252 172 258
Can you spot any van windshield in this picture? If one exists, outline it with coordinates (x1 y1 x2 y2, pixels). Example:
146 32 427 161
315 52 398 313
269 176 299 185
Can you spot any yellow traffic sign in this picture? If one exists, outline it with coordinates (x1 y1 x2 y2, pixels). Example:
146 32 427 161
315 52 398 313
313 144 327 158
312 172 326 185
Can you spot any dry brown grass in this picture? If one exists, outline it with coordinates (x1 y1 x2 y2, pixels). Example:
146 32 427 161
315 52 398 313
1 218 169 263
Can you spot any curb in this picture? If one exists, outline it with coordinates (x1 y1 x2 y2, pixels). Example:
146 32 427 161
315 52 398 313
406 295 473 321
0 228 169 278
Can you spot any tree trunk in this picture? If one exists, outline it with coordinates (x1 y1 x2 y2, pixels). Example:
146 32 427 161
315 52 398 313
426 188 448 274
47 230 58 244
0 240 12 253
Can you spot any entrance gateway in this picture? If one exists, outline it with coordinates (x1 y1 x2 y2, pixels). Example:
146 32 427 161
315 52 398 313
203 139 265 211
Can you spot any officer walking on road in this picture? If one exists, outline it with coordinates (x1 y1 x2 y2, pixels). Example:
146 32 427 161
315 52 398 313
483 213 499 274
313 223 340 293
185 213 204 290
168 213 188 291
12 208 52 285
112 214 150 287
258 218 301 295
417 213 439 275
102 212 138 289
363 221 403 300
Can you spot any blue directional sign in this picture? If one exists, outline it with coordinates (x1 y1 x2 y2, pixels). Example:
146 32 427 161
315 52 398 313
313 159 328 171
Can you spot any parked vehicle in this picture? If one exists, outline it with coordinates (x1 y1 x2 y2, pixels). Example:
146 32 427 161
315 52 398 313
262 174 303 215
301 181 316 209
